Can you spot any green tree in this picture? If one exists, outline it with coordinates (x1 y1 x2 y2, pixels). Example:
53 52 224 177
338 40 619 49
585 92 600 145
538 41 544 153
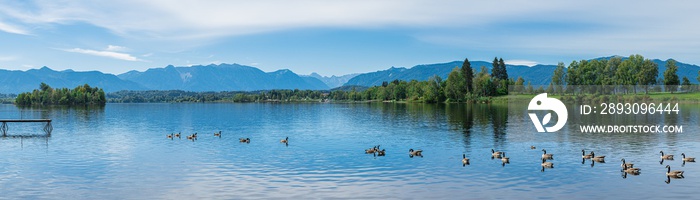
681 76 691 92
637 58 658 94
444 67 466 102
461 58 473 93
663 59 680 93
552 62 566 94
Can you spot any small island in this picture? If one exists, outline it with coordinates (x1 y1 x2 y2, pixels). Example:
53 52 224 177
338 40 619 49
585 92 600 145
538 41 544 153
15 83 106 106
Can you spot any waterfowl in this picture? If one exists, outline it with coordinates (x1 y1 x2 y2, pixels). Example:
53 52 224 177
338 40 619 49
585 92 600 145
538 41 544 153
590 151 605 161
620 158 634 169
681 153 695 162
660 151 674 160
409 149 423 156
541 149 553 159
665 165 684 177
541 158 553 168
377 149 386 156
366 146 378 154
167 133 173 139
582 150 593 159
622 164 641 175
214 131 221 137
280 137 288 144
501 152 510 163
530 146 536 149
462 154 470 165
175 132 181 138
239 138 250 143
491 149 503 157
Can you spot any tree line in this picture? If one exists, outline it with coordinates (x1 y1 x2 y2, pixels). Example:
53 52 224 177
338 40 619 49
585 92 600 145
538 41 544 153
15 83 106 106
551 54 698 95
106 57 514 103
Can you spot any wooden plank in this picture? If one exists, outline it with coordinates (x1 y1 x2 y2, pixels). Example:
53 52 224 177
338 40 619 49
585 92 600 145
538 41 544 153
0 119 52 123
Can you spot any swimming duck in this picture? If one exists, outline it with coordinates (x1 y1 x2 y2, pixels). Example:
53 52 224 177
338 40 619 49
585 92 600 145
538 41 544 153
491 149 503 157
681 153 695 162
665 165 684 177
660 151 674 160
409 149 423 157
620 158 634 169
541 149 553 159
214 131 221 137
377 149 386 156
167 133 173 139
622 164 641 175
281 137 288 144
501 152 510 163
582 150 593 159
239 138 250 143
462 154 470 165
590 151 605 161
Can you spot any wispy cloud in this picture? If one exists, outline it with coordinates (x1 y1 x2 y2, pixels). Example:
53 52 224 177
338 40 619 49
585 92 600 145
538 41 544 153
505 60 538 67
0 55 17 61
0 20 29 35
61 47 142 61
106 45 129 52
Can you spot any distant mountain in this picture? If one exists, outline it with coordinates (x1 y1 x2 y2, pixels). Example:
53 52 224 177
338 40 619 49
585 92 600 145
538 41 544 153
118 63 329 91
344 61 558 87
306 73 359 88
0 67 145 94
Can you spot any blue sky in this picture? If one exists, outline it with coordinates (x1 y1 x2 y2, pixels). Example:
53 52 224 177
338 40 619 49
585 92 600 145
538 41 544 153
0 1 698 76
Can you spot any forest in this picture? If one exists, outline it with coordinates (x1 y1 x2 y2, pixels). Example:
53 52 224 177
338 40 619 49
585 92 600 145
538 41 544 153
15 83 106 106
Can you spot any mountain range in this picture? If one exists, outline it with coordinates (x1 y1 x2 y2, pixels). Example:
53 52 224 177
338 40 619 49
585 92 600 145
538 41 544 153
0 56 698 94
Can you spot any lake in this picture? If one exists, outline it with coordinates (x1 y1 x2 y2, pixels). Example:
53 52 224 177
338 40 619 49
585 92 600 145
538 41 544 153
0 102 698 199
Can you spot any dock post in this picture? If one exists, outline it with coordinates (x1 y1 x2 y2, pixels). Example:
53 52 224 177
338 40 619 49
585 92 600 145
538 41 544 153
1 122 6 137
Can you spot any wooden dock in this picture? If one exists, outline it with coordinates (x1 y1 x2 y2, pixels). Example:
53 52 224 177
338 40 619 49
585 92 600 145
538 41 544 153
0 119 53 136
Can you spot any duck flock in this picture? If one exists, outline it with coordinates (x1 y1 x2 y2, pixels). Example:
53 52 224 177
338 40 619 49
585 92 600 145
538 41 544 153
167 132 694 180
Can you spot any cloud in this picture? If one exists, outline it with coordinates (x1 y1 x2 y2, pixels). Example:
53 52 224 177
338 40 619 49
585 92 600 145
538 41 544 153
0 20 29 35
0 55 17 61
106 45 129 52
505 60 538 67
61 47 141 61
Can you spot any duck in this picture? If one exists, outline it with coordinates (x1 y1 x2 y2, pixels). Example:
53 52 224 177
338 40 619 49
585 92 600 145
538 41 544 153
214 131 221 137
365 146 378 154
622 164 641 175
501 152 510 163
541 149 554 159
174 132 181 138
530 146 536 149
462 154 470 165
541 158 553 168
681 153 695 162
590 151 605 161
377 149 386 156
167 133 173 139
409 149 423 157
665 165 684 177
239 138 250 143
620 158 634 169
280 137 288 144
491 149 503 157
660 151 674 160
582 149 593 159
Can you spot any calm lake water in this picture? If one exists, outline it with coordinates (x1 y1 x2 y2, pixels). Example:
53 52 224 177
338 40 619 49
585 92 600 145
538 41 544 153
0 102 698 199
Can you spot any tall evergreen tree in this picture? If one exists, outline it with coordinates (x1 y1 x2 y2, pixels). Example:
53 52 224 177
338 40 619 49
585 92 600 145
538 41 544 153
461 58 473 93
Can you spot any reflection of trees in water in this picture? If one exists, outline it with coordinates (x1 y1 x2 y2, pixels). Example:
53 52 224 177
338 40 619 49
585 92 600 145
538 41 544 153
444 103 508 145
